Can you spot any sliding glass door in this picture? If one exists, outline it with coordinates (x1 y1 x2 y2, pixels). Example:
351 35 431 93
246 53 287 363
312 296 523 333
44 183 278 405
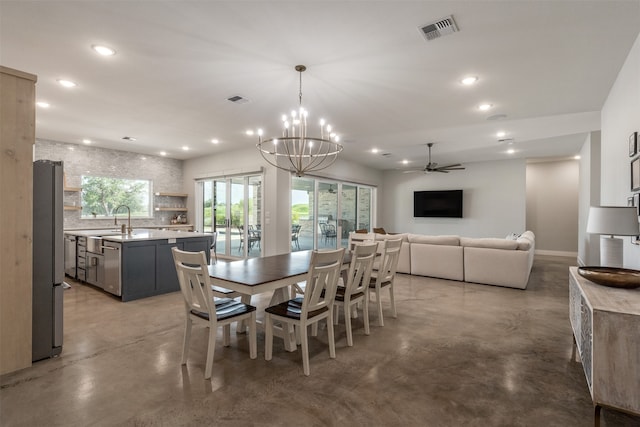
291 177 374 251
201 174 262 259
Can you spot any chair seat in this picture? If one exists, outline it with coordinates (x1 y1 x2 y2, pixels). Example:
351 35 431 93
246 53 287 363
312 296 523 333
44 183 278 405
191 298 256 322
334 286 364 302
265 297 328 320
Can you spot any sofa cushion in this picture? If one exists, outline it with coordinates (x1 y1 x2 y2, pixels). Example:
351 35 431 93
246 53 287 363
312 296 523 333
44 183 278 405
408 234 460 246
375 233 409 242
460 237 519 250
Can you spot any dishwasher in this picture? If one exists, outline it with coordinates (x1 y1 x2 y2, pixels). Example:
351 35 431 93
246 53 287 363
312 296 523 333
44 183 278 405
102 241 122 296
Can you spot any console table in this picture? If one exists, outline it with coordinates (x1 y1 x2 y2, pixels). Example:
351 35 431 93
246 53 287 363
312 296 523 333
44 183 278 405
568 267 640 426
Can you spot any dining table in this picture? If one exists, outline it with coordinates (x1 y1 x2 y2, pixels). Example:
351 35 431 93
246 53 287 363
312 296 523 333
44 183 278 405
207 250 351 351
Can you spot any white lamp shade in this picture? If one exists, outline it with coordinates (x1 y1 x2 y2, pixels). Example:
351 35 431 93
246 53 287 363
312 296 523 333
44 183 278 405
586 206 639 236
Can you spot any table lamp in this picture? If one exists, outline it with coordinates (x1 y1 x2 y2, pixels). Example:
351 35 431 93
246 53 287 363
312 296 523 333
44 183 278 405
586 206 639 267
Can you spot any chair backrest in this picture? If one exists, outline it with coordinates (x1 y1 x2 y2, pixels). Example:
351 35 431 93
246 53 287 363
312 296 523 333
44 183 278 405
301 248 345 317
376 238 402 283
292 224 301 237
211 231 218 249
326 224 336 235
319 223 328 234
172 247 215 319
345 242 377 296
348 231 375 251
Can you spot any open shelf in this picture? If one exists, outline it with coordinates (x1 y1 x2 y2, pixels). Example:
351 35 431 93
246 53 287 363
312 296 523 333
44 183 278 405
64 187 82 192
64 205 82 211
155 207 187 212
154 192 187 197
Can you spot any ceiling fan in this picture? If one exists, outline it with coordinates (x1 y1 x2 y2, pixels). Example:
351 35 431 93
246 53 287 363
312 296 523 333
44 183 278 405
408 143 466 174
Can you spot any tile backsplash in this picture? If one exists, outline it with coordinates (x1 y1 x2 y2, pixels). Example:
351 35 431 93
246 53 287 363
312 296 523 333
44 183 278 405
35 139 185 229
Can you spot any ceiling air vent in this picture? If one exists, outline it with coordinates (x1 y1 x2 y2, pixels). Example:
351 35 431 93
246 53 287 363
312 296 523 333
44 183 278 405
419 15 459 41
227 95 249 104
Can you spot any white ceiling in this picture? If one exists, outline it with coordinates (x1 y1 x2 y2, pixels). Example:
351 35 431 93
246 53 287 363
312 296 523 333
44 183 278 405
1 1 639 170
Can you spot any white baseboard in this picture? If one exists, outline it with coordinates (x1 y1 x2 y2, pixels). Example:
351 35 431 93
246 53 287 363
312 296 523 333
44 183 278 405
535 249 578 258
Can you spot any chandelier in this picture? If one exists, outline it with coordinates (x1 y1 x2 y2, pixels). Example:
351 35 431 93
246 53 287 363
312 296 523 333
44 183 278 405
255 65 343 177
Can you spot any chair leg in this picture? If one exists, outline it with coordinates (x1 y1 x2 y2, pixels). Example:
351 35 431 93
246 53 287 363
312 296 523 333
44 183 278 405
363 297 371 336
389 284 397 318
205 325 216 379
248 312 257 359
345 304 354 347
327 312 336 359
265 314 273 361
301 322 310 376
237 295 251 334
375 288 384 327
223 324 231 347
333 305 339 325
181 317 192 365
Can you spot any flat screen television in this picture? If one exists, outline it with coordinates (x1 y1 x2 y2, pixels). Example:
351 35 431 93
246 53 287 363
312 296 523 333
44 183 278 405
414 190 463 218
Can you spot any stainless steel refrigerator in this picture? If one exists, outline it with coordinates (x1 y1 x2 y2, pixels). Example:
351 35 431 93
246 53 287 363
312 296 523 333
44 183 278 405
32 160 64 361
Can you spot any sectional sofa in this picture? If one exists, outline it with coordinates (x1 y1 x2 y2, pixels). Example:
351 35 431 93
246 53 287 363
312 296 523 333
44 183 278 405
349 231 535 290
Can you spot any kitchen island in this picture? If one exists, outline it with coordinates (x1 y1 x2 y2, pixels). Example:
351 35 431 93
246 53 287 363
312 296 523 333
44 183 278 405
65 229 212 302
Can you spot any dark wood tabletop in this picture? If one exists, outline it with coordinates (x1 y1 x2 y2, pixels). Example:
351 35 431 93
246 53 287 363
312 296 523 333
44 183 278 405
207 250 350 295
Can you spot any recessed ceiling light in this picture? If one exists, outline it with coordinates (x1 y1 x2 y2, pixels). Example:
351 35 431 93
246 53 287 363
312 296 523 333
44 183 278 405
402 159 409 164
122 136 136 141
496 131 506 138
140 156 147 160
461 76 478 85
574 155 581 160
211 139 219 144
57 79 77 88
182 146 189 151
36 101 50 108
159 151 167 156
82 139 91 144
507 149 515 154
371 148 379 154
67 146 75 151
478 103 492 111
91 44 116 56
246 130 255 136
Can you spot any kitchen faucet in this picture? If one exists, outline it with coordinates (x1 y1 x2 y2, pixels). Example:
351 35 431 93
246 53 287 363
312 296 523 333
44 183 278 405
114 205 133 235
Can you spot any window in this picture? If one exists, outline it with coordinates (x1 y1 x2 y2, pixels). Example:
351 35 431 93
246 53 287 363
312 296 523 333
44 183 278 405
81 176 152 218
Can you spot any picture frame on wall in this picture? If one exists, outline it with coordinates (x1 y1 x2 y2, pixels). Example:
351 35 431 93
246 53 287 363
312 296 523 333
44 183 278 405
632 158 640 191
630 132 638 157
629 194 640 245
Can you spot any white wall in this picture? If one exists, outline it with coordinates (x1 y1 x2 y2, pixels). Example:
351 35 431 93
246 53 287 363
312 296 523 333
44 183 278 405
380 159 526 237
526 159 579 256
599 32 640 269
578 131 601 266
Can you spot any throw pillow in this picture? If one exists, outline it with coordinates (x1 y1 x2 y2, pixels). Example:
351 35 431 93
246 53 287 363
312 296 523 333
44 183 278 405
373 227 387 234
506 232 521 240
355 229 369 234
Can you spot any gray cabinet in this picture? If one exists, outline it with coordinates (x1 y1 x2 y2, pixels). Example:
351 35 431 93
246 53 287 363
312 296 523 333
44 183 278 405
569 267 640 423
119 236 212 302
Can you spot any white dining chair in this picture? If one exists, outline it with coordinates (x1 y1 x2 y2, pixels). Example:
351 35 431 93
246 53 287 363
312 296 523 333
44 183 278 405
333 242 377 346
369 238 402 327
172 247 257 379
264 248 345 376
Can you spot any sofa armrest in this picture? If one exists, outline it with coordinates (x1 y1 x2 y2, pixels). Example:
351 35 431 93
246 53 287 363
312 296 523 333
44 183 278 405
463 247 532 289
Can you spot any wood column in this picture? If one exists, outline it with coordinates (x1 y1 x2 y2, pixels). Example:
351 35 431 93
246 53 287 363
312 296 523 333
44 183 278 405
0 66 37 375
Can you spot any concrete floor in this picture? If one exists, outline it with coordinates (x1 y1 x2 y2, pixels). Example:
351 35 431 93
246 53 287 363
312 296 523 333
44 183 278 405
2 255 639 426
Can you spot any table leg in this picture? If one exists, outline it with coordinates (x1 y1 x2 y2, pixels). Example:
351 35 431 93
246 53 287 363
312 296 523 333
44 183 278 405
594 404 601 427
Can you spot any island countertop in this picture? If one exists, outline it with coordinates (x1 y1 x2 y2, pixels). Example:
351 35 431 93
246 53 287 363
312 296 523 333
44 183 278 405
101 229 211 242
